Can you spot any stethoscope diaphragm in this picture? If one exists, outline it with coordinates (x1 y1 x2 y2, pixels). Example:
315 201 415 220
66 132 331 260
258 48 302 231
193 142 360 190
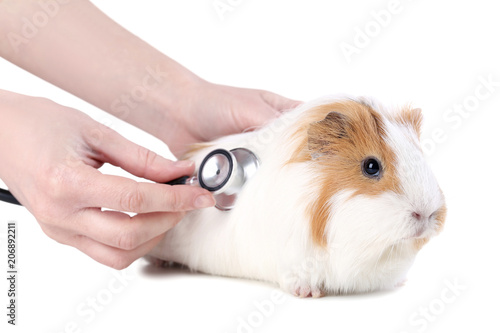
198 149 235 193
167 147 260 211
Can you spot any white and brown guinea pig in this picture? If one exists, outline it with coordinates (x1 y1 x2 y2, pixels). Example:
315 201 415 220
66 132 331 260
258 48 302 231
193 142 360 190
147 95 447 298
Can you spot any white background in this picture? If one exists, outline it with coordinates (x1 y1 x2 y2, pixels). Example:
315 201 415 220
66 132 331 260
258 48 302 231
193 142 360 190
1 0 499 332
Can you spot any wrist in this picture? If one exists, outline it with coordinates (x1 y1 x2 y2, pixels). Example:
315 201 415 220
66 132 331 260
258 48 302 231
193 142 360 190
102 52 205 138
136 73 208 146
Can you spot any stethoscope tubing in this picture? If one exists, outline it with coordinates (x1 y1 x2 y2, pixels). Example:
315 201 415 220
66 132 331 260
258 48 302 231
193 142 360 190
0 188 21 206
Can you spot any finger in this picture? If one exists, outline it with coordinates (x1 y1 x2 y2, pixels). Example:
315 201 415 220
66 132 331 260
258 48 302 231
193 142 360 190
86 126 195 182
79 167 215 212
259 90 302 113
52 228 165 270
66 208 184 251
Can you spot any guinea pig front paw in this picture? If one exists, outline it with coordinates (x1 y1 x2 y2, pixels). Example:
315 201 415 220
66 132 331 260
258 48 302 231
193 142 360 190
395 278 408 288
280 277 324 298
143 255 169 268
294 284 324 298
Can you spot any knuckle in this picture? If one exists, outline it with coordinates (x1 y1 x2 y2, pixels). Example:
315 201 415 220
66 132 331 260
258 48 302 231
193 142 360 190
138 147 158 176
84 119 114 137
166 190 184 211
31 165 78 224
98 123 115 137
34 96 59 109
85 123 113 148
41 164 75 200
108 254 135 270
120 185 146 212
115 228 141 251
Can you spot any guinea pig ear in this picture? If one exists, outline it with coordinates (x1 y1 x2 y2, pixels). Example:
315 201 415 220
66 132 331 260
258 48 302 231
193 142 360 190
411 108 423 137
307 111 350 158
399 107 423 138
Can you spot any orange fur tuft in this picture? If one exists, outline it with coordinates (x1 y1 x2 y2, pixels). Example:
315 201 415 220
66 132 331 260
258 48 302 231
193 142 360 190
433 203 447 234
391 106 423 138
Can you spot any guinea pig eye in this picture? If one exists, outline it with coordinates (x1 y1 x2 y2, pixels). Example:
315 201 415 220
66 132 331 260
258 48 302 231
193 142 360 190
362 158 381 178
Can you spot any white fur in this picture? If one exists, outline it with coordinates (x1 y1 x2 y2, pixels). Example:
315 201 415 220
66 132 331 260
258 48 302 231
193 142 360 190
148 96 445 297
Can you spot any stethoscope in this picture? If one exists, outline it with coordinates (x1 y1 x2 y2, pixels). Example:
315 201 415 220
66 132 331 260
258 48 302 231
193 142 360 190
0 148 260 211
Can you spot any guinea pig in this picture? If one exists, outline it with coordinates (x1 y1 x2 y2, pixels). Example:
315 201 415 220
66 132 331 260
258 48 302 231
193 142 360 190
147 95 447 297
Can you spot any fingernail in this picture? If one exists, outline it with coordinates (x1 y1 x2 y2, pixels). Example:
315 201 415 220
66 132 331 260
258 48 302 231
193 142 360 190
174 160 195 168
194 194 215 208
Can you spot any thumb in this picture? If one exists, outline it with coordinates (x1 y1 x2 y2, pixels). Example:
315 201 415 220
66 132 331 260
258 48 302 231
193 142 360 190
259 90 302 113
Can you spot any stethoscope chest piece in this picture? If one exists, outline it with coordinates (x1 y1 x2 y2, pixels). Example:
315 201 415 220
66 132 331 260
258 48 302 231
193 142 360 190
198 148 259 211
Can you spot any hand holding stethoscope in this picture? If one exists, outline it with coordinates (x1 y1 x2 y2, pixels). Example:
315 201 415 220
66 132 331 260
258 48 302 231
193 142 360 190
0 93 216 269
2 147 260 211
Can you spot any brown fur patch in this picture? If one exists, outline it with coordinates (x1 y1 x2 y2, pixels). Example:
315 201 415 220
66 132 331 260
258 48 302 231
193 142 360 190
391 107 423 138
413 237 430 251
286 100 400 247
434 203 447 234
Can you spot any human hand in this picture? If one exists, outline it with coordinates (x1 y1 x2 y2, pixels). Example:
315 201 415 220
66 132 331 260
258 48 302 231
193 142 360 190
0 90 215 269
157 80 302 157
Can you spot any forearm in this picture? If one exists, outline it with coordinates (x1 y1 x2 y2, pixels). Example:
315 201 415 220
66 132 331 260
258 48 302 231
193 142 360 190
0 0 199 137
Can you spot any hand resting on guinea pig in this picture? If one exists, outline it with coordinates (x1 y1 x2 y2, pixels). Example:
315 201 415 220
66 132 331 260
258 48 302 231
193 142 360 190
147 95 447 298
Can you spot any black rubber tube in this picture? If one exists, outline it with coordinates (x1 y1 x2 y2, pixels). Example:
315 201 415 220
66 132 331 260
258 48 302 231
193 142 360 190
165 175 189 186
0 188 21 206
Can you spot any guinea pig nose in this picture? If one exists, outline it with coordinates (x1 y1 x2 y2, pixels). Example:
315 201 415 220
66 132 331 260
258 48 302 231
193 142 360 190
412 212 422 220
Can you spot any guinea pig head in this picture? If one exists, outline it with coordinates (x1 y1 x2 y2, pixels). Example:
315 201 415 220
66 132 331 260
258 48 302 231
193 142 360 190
288 99 446 256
